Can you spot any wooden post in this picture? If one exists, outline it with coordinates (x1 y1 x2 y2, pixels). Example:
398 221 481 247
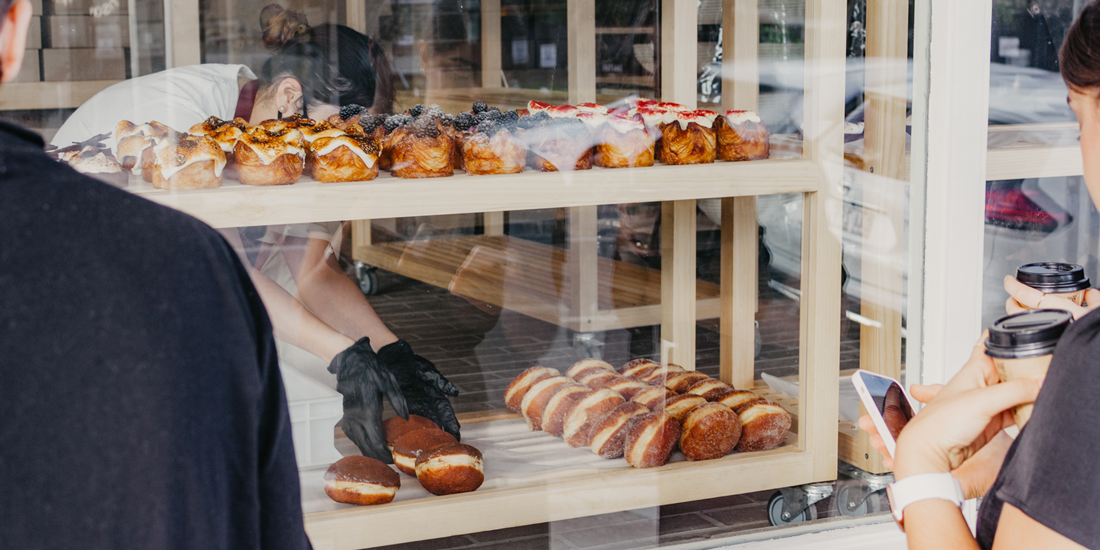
800 0 845 482
347 0 368 34
351 220 372 251
662 200 698 369
569 205 599 331
659 0 699 369
719 0 760 388
481 0 502 89
567 0 596 104
484 212 505 236
167 0 201 67
854 0 909 475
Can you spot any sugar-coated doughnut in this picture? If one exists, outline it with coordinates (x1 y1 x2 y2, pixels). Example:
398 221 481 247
736 401 792 452
415 443 484 496
631 386 678 411
640 363 687 384
663 394 708 421
391 428 458 476
541 383 592 437
717 390 764 414
383 415 438 451
623 411 681 468
563 389 626 447
505 366 561 412
589 402 650 458
685 379 735 401
323 456 400 505
578 370 622 390
619 358 659 378
680 403 742 461
520 376 573 431
566 359 615 381
664 372 711 393
607 379 651 400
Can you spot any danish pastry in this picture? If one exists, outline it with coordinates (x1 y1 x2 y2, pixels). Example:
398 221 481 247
717 110 770 161
150 134 226 190
309 133 381 182
234 124 306 185
660 110 718 165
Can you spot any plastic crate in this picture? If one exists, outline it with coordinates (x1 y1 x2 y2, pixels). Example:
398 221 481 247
281 364 344 469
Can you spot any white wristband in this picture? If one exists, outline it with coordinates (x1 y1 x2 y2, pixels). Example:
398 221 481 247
888 473 965 525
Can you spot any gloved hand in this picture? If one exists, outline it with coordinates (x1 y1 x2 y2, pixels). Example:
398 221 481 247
377 339 461 440
328 337 409 463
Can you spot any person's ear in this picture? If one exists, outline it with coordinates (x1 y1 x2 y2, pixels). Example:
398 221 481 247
0 0 32 83
276 77 304 115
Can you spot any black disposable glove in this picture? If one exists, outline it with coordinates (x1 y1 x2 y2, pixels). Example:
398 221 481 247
328 337 409 463
377 339 461 440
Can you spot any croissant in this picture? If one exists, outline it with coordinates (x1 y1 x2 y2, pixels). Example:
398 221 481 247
716 111 770 161
309 134 381 182
660 111 718 165
234 124 306 185
595 115 654 168
462 129 526 175
150 134 226 190
390 119 455 178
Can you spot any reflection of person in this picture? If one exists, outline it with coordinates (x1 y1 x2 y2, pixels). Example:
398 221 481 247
881 384 907 441
0 0 309 546
50 6 460 464
861 4 1100 547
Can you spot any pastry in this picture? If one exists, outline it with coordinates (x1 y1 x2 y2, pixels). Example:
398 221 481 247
631 385 678 411
716 110 770 161
606 379 650 400
234 123 306 185
415 443 485 496
390 115 455 179
685 379 736 401
663 372 711 393
119 121 177 182
293 118 346 144
736 401 792 452
623 411 681 468
680 403 742 461
323 456 400 505
565 359 615 381
540 383 592 437
563 389 625 448
660 110 718 165
575 102 609 115
188 116 248 157
383 415 439 451
619 358 659 378
58 144 128 187
520 376 573 431
462 125 526 175
595 114 654 168
717 390 764 414
640 363 687 385
634 106 674 162
391 428 458 476
114 120 147 172
527 100 552 114
150 134 227 190
504 366 561 413
662 394 707 421
581 371 624 390
588 401 650 458
375 114 413 171
522 114 594 172
329 104 369 130
309 133 381 182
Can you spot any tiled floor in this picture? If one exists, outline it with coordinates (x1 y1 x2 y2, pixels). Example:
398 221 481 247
360 248 880 549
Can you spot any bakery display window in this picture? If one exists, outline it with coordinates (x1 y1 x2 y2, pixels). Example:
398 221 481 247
2 0 929 546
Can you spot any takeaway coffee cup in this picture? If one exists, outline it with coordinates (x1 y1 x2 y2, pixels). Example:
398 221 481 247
1016 262 1091 306
985 309 1073 429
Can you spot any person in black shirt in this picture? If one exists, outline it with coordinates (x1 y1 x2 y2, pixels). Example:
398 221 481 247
861 3 1100 548
0 1 311 547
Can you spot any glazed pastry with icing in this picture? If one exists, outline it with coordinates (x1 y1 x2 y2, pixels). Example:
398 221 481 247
504 366 561 412
188 116 248 157
234 123 306 185
595 114 654 168
660 110 718 165
716 110 770 161
462 126 526 175
323 456 401 505
151 134 227 190
309 133 381 182
390 115 455 178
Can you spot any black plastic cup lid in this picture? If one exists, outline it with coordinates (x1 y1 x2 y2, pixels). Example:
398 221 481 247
985 309 1073 359
1016 262 1090 293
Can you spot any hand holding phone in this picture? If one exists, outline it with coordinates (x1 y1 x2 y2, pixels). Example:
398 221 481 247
852 369 916 460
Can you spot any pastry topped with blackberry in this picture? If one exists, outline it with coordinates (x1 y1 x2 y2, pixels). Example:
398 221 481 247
462 107 526 176
389 109 455 178
521 113 595 172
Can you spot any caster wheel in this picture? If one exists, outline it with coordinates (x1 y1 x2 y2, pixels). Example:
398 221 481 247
358 269 379 296
835 486 886 517
767 491 818 526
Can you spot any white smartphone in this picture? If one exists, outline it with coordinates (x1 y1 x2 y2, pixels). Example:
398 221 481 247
851 369 917 459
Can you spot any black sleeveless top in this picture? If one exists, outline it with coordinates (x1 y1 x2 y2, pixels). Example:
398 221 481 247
977 306 1100 549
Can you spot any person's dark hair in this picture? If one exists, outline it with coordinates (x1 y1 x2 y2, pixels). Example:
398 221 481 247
259 5 395 114
1060 0 1100 92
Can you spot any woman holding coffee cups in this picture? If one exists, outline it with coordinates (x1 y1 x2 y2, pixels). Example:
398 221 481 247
860 3 1100 548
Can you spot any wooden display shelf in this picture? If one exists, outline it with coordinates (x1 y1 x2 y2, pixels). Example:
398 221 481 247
396 88 633 115
0 79 121 111
134 159 822 230
354 234 721 332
